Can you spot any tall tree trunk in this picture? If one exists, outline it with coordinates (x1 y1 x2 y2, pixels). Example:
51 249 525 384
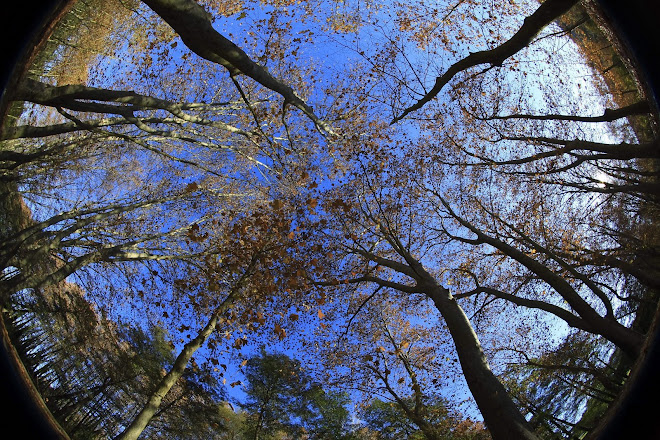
426 282 540 440
338 244 540 439
114 297 234 440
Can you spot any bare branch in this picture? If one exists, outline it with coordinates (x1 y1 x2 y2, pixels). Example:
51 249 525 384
392 0 580 123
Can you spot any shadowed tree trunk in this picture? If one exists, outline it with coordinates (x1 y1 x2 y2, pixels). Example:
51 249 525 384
317 248 541 439
426 282 540 440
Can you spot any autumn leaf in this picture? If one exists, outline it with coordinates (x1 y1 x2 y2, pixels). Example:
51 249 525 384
317 309 325 319
230 381 242 387
233 337 247 349
289 313 299 321
274 324 286 341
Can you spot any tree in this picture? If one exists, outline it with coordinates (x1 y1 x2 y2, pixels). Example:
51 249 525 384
112 324 227 439
501 333 620 439
114 284 242 440
391 0 581 122
432 190 644 359
140 0 331 134
3 4 326 434
361 398 489 440
3 277 226 439
302 386 353 440
3 0 658 439
240 351 353 440
241 351 312 440
315 294 463 440
301 157 540 439
217 403 247 440
116 205 299 440
361 398 423 440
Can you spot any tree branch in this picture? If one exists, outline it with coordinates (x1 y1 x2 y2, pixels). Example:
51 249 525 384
391 0 580 123
477 101 650 123
140 0 334 135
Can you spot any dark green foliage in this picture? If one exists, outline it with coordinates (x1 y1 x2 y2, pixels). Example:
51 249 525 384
241 351 311 438
502 333 628 439
240 351 353 440
361 398 421 440
359 397 490 440
301 387 352 439
3 285 227 439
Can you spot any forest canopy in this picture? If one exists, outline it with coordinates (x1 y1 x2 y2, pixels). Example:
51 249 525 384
1 0 658 439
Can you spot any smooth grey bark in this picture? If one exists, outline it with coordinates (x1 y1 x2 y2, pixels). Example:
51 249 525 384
329 247 540 439
392 0 580 123
0 194 201 303
114 306 225 440
3 116 177 140
1 195 177 266
14 78 250 136
114 285 241 440
114 251 258 440
8 79 263 177
425 282 540 440
15 78 150 115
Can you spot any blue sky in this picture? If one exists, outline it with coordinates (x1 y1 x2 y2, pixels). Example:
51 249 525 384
13 0 634 430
